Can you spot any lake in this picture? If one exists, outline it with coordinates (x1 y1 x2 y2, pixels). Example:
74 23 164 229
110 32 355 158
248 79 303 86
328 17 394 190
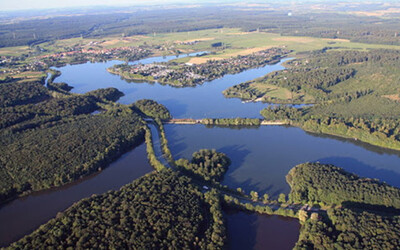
2 53 400 248
165 124 400 196
56 55 291 118
225 210 300 250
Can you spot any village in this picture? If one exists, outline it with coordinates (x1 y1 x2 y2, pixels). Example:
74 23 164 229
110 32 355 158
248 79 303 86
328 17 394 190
0 45 153 77
110 47 290 87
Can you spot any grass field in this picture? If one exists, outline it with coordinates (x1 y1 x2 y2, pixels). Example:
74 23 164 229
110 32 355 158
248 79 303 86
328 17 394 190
0 45 30 56
0 71 46 83
249 82 314 103
2 28 400 59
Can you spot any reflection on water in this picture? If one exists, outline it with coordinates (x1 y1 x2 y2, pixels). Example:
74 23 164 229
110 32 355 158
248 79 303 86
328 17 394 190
165 124 400 196
225 209 300 250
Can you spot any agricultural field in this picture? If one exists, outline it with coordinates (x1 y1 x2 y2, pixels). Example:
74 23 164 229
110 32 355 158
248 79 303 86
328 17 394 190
2 27 400 60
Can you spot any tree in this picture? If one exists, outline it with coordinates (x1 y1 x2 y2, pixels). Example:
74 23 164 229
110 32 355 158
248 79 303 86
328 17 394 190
263 194 269 204
250 191 259 201
278 193 286 203
298 210 308 222
310 212 319 221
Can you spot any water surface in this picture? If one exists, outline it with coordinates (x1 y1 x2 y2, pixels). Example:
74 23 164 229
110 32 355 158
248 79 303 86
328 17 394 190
56 56 290 118
4 53 400 249
165 124 400 196
226 210 300 250
0 144 152 247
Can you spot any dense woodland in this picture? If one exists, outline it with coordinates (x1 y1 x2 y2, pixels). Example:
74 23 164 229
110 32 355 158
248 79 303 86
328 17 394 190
288 163 400 250
8 170 226 249
175 149 231 182
0 112 145 203
0 81 49 107
0 76 148 203
261 104 400 151
286 163 400 208
132 99 172 120
295 207 400 250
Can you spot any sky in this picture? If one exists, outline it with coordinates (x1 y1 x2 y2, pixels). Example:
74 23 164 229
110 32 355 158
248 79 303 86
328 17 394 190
1 0 208 11
0 0 393 11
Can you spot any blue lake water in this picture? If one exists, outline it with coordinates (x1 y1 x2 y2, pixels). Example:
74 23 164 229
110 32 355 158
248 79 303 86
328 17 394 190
2 53 400 248
54 54 400 249
56 56 290 118
165 124 400 196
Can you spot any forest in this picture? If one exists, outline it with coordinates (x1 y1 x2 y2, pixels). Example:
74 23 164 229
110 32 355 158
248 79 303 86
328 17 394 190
256 49 400 150
226 49 400 104
261 104 400 151
0 81 49 107
288 163 400 250
295 207 400 249
224 67 356 103
286 163 400 208
0 75 149 203
7 170 226 249
132 99 172 120
175 149 231 182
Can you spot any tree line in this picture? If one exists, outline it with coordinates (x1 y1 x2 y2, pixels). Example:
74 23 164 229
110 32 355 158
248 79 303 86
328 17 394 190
287 163 400 249
286 162 400 208
1 7 399 48
8 170 226 249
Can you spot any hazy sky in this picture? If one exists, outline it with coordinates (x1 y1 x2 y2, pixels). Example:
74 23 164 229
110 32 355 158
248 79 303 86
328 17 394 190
1 0 214 11
0 0 197 11
0 0 391 11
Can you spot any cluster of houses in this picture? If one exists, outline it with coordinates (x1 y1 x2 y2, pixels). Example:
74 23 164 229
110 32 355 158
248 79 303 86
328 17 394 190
120 47 289 85
1 45 151 77
128 63 204 82
0 60 46 75
37 46 150 60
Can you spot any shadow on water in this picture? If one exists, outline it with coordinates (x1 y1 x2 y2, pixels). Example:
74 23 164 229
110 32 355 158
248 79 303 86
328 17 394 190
217 144 250 187
306 131 400 157
224 209 257 250
164 126 188 159
317 156 400 187
218 144 251 173
217 144 285 197
161 99 188 118
225 207 300 250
